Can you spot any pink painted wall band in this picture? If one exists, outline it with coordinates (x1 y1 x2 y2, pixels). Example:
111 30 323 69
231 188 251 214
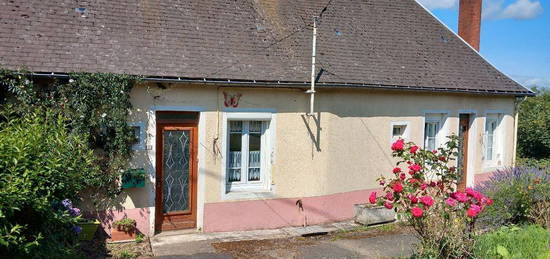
203 188 379 232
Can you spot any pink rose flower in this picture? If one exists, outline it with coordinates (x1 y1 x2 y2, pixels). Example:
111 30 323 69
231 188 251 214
379 180 385 186
467 204 482 218
432 150 437 154
411 207 423 218
392 167 402 174
407 194 418 204
420 196 434 207
392 182 403 193
445 198 458 207
408 178 418 184
486 198 493 206
409 145 419 154
420 183 428 190
453 192 469 203
465 188 482 201
369 192 377 204
384 201 393 209
391 139 405 151
408 164 421 172
399 173 406 181
385 192 394 201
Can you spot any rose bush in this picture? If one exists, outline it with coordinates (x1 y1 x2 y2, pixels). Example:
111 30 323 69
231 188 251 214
370 136 492 258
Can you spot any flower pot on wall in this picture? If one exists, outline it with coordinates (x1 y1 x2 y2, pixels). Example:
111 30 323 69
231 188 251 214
77 219 101 241
110 227 136 242
354 204 396 225
121 168 146 189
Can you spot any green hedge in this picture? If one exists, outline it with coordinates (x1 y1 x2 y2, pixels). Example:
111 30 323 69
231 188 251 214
0 110 101 257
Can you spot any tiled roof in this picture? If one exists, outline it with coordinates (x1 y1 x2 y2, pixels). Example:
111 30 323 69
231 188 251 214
0 0 531 95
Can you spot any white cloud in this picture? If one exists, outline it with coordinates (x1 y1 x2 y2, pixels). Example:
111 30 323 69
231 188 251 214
417 0 544 20
501 0 544 19
514 76 550 88
416 0 458 10
483 0 544 20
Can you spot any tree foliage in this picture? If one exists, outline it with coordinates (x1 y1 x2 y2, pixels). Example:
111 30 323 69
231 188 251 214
1 69 140 200
517 87 550 159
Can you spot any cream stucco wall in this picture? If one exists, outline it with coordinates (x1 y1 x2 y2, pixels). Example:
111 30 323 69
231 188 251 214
120 83 517 213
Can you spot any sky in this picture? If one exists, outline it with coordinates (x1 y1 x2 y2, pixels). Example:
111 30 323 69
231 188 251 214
417 0 550 89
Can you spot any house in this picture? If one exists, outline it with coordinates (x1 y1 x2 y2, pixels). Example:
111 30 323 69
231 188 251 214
0 0 533 236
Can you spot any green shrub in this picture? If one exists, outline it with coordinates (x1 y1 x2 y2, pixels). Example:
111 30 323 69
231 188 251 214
0 110 101 257
517 87 550 159
474 225 550 259
517 157 550 170
113 218 136 233
476 167 550 228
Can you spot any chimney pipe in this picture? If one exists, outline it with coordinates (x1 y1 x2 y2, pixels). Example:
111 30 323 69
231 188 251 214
458 0 482 51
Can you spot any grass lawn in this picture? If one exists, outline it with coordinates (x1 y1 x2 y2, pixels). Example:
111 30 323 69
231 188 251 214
474 225 550 259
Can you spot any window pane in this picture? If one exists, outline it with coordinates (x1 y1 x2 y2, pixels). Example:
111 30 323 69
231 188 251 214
249 121 262 133
393 125 405 137
228 121 243 182
248 122 262 181
485 119 497 160
230 121 242 133
131 126 140 145
424 122 439 150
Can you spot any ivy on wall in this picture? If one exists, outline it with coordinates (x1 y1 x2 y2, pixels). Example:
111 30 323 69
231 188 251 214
1 69 141 201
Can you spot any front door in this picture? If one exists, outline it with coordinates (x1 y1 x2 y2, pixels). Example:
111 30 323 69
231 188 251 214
457 114 470 190
155 123 197 232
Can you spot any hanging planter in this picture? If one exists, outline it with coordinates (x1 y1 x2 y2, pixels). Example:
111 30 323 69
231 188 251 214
121 168 146 189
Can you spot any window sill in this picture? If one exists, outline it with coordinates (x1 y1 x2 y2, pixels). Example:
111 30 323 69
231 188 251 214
222 188 276 201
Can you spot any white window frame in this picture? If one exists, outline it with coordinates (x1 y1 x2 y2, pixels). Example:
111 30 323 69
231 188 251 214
390 121 410 144
129 122 146 150
221 111 275 197
483 112 504 167
423 112 449 151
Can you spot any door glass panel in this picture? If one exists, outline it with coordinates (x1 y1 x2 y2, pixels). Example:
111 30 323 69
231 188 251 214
162 130 190 213
248 121 262 181
458 118 468 177
228 121 242 182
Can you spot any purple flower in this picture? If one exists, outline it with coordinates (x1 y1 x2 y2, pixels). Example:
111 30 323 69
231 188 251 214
69 207 81 217
61 199 73 209
72 225 82 234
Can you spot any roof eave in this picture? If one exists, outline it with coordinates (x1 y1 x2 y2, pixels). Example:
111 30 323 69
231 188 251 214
29 72 535 97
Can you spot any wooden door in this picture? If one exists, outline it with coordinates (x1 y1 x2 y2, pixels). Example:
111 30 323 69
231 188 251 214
457 114 470 190
155 123 197 232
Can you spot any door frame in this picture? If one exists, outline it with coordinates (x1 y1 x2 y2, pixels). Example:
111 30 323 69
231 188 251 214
154 112 199 233
457 111 477 189
147 106 206 235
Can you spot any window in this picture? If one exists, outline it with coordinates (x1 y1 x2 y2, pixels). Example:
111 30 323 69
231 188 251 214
424 121 440 151
484 115 501 161
393 125 405 138
390 121 409 143
424 113 446 151
129 122 145 150
226 118 271 192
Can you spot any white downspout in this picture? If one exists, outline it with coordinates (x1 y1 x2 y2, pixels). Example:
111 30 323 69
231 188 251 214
307 17 318 116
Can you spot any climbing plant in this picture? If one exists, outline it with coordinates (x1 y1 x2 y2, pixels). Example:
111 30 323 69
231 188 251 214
1 68 141 201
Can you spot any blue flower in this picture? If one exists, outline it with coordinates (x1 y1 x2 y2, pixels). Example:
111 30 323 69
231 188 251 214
69 207 81 217
61 199 73 209
72 225 82 234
